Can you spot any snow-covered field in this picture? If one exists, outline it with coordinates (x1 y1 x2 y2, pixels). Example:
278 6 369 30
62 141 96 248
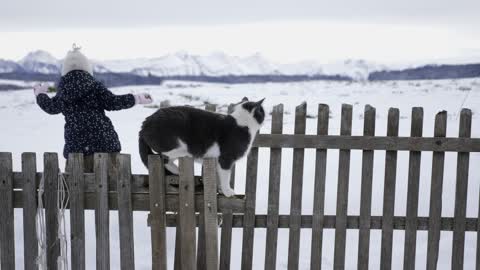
1 78 479 269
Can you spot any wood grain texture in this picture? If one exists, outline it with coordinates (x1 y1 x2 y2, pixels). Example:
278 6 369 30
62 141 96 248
203 158 219 270
94 153 110 270
22 152 38 270
117 154 135 270
69 153 86 270
44 152 60 270
357 105 376 270
0 152 15 270
380 108 399 270
179 157 197 270
265 104 284 270
288 103 307 270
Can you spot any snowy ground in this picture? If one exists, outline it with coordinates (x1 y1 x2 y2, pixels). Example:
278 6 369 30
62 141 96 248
1 78 479 269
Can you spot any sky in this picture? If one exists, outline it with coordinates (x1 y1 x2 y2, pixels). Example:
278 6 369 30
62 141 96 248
1 0 480 64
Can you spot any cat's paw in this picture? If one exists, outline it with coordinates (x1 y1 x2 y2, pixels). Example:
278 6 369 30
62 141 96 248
221 188 235 198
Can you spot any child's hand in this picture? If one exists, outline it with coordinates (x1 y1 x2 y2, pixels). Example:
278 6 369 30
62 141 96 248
134 93 153 105
33 83 49 96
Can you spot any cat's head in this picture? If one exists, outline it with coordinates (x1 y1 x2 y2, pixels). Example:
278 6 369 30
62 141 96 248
231 97 266 127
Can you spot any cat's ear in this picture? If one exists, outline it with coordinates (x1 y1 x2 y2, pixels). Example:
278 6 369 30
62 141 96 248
254 98 265 107
242 97 249 102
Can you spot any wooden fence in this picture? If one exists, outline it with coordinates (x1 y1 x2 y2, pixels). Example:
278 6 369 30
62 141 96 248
0 103 479 270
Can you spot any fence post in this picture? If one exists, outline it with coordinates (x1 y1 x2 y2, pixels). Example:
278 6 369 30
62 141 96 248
179 157 197 270
117 154 135 270
149 155 168 270
403 107 423 270
265 104 284 270
70 153 86 270
22 152 38 270
333 104 353 270
287 102 307 270
452 109 472 269
95 153 110 270
357 105 376 270
380 108 400 270
203 158 219 270
426 111 447 270
0 152 15 270
44 152 60 270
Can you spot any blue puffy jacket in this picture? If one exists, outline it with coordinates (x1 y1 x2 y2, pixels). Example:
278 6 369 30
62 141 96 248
36 70 136 158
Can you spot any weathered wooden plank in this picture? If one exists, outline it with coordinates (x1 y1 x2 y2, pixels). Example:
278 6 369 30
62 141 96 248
477 183 480 270
179 157 197 270
149 155 168 270
241 145 259 270
252 134 480 152
333 104 353 270
288 102 307 270
44 152 60 270
403 108 423 270
203 158 219 270
452 108 472 269
426 111 447 270
22 152 38 270
0 152 15 270
357 105 376 270
310 104 329 270
380 108 400 270
94 153 110 270
69 153 86 270
265 104 284 270
117 154 135 270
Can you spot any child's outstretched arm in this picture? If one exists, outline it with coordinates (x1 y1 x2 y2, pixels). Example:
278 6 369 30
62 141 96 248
97 82 152 111
34 83 62 115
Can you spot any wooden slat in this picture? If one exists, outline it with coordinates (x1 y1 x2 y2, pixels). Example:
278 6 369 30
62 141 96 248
149 155 168 270
241 145 259 270
220 103 236 270
477 183 480 270
203 158 219 270
426 111 447 270
333 104 353 270
452 108 472 269
22 152 38 270
288 102 307 270
403 108 424 270
357 105 376 270
117 154 135 270
252 134 480 152
310 104 329 270
0 152 15 270
380 108 400 270
70 153 86 270
179 157 197 270
95 153 110 270
44 152 60 270
265 104 284 270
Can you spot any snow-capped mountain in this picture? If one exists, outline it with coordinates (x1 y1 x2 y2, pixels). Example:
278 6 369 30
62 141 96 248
19 50 60 74
0 59 24 73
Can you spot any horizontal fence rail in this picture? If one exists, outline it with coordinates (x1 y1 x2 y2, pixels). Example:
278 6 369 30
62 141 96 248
1 103 479 270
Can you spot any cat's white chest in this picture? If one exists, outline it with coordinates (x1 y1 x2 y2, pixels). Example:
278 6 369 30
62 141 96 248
204 142 221 158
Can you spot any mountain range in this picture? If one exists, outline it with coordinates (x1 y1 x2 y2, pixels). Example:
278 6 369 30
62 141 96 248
0 50 479 86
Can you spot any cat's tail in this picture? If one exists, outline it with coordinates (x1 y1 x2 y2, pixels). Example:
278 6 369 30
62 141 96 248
139 135 153 168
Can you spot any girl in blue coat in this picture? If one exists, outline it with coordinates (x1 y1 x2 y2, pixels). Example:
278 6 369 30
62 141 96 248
34 45 153 171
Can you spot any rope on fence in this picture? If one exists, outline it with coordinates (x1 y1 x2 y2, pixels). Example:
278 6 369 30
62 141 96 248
36 173 47 269
57 172 70 270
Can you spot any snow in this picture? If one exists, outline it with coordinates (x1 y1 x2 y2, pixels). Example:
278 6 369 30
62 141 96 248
1 78 480 269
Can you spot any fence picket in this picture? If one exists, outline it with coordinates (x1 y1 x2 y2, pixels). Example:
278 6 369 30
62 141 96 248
70 153 86 270
426 111 447 270
44 152 60 270
333 104 353 270
380 108 400 270
309 104 329 270
0 152 15 270
452 108 472 269
403 108 423 270
265 104 284 270
95 153 110 270
287 102 307 270
179 157 197 270
357 105 376 270
22 152 38 270
117 154 135 270
203 158 219 270
241 143 259 270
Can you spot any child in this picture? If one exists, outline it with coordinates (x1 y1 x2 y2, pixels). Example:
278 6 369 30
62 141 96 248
34 45 153 172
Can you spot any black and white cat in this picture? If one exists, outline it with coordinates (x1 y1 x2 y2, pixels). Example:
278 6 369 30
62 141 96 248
138 97 265 197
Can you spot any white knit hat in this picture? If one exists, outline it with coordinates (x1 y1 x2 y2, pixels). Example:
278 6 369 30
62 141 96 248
61 44 93 76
